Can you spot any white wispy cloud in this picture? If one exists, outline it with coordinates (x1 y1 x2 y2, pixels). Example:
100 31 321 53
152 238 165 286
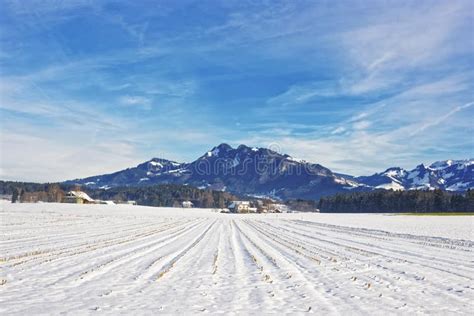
339 0 473 95
409 102 474 136
352 120 371 131
331 126 346 135
1 0 472 181
266 81 341 107
119 95 152 109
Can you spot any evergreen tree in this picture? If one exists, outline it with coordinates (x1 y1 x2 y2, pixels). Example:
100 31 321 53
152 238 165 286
11 188 19 203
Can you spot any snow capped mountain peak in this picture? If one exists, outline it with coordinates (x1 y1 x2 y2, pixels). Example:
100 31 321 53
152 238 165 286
382 167 407 178
207 148 220 157
356 159 474 192
146 158 182 169
216 143 233 151
429 159 474 170
414 163 427 170
201 143 288 162
205 143 233 158
144 158 186 177
65 143 473 198
429 160 453 170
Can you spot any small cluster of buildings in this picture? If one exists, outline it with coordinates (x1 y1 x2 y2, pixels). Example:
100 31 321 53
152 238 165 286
63 191 136 205
262 203 289 213
180 199 290 213
14 190 290 214
227 201 256 213
225 201 288 213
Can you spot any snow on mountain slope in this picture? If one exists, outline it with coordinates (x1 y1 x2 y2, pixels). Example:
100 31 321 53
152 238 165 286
357 159 474 192
65 144 473 198
65 158 188 188
428 159 474 191
375 181 405 190
66 143 360 200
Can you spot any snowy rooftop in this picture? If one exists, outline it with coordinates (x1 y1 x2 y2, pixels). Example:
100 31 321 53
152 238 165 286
67 191 94 202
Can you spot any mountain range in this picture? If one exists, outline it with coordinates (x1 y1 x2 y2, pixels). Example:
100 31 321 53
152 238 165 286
65 143 474 200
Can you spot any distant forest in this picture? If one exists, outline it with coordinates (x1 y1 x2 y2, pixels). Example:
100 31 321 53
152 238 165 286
1 180 473 212
92 184 238 208
318 189 474 213
0 181 238 208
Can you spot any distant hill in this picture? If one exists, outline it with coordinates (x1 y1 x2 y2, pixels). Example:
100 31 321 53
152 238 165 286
65 143 473 200
65 143 364 200
356 160 474 191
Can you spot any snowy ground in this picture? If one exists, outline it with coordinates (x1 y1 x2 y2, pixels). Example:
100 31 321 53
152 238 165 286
1 202 473 314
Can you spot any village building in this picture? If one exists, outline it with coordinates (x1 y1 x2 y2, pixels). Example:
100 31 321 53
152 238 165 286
267 203 288 213
258 205 269 213
228 201 252 213
63 191 95 204
248 207 258 213
182 201 193 208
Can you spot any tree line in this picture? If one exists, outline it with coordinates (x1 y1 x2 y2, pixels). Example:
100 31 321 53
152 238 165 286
318 189 474 213
91 184 238 208
2 180 473 212
0 181 238 208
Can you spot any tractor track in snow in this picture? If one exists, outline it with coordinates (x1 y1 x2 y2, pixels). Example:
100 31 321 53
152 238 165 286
1 203 473 314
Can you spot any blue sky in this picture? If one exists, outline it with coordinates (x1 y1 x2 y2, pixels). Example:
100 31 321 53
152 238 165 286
0 0 473 182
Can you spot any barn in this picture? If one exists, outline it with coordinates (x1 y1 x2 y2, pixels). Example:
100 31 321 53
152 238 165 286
63 191 95 204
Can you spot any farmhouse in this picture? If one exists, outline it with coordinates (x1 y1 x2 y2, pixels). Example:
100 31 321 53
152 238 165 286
63 191 95 204
267 203 288 213
182 201 193 208
228 201 255 213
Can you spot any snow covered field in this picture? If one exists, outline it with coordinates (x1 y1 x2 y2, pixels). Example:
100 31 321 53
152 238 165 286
1 202 473 314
